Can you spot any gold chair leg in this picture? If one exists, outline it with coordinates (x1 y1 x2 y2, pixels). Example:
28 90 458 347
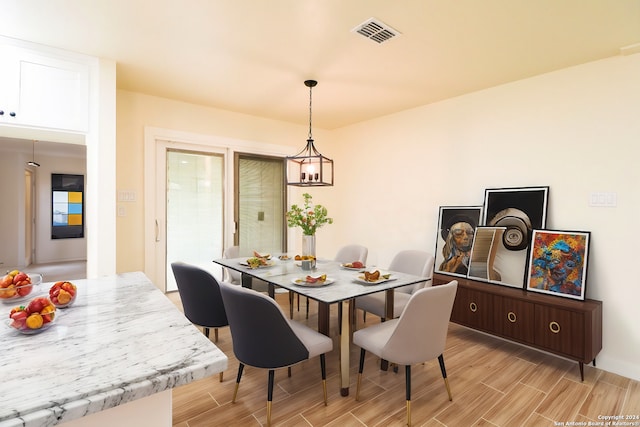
219 371 223 382
267 400 272 427
214 328 219 342
232 382 239 403
444 377 453 401
355 372 362 401
406 400 411 427
322 379 328 406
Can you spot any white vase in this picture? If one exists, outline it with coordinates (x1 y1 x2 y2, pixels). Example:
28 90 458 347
302 234 316 259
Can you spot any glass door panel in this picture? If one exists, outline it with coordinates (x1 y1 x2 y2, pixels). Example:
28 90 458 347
166 149 224 291
236 155 286 256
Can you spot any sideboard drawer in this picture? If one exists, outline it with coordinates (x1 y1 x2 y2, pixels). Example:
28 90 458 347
451 286 493 332
496 296 535 344
534 305 586 360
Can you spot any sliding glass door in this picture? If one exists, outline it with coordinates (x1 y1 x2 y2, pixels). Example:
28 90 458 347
235 154 286 255
165 149 224 291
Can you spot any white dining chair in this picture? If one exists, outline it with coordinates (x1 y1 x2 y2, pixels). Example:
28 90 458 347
353 280 458 426
223 245 274 293
296 244 368 319
355 250 435 322
223 246 242 285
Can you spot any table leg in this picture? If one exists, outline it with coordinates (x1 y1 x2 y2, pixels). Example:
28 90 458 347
340 299 351 396
241 273 252 289
380 289 395 371
317 302 330 335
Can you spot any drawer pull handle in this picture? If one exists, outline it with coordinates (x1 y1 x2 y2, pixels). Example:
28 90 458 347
469 302 477 312
549 321 561 334
507 311 517 323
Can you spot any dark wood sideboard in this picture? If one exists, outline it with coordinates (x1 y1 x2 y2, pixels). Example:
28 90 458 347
433 273 602 381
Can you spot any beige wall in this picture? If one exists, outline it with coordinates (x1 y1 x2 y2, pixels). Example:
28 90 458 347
115 91 321 273
115 53 640 380
329 53 640 380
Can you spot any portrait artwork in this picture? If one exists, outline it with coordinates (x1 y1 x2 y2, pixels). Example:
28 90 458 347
526 229 590 300
481 186 549 288
434 206 482 278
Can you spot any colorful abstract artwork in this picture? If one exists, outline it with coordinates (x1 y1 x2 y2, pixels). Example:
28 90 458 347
526 229 590 300
51 174 85 239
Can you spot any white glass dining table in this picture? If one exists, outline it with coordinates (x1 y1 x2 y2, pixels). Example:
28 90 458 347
212 256 431 396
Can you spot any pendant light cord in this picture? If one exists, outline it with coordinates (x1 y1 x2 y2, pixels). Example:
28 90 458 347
308 84 313 140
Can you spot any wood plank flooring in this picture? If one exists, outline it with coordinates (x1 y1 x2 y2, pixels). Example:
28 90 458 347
167 292 640 426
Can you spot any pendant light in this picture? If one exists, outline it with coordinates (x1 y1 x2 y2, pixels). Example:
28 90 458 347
285 80 334 186
27 140 40 167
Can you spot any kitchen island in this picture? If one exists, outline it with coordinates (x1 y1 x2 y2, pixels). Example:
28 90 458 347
0 271 228 427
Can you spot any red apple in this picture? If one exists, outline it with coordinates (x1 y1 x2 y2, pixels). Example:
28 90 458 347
12 272 28 284
26 297 49 314
16 283 33 297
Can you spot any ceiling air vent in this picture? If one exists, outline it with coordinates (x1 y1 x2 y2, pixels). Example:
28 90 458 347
352 18 400 44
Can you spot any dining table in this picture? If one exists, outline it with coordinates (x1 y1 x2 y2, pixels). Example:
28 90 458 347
212 256 431 396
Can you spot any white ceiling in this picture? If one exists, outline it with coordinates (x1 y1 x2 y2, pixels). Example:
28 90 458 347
1 0 640 133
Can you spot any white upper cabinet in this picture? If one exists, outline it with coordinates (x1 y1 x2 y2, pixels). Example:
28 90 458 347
0 41 90 132
0 44 21 123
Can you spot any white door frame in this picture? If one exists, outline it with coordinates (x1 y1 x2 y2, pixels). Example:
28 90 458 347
143 127 292 291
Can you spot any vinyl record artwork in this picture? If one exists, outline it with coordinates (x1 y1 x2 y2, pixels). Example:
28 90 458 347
434 206 482 277
527 229 590 300
482 186 549 251
481 186 549 287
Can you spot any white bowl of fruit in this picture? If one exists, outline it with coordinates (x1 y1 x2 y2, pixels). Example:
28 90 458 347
49 281 78 308
0 270 42 302
8 296 57 334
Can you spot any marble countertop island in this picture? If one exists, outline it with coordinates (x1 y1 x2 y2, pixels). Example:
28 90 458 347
0 271 228 427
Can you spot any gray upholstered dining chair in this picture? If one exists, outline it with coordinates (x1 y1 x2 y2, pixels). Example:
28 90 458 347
335 244 368 265
355 249 435 322
333 244 369 325
353 280 458 427
218 281 333 426
171 261 228 382
296 244 368 319
223 245 273 293
222 246 242 285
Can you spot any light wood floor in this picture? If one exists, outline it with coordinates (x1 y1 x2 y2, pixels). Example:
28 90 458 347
167 292 640 427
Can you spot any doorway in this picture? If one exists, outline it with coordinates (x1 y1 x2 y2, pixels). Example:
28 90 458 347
144 128 293 292
24 169 34 266
165 149 225 292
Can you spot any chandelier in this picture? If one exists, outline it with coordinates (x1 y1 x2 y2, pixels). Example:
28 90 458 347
27 140 40 167
285 80 334 187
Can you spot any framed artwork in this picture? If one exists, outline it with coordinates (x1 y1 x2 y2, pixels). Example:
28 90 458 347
481 186 549 287
434 206 482 278
526 229 590 300
51 173 85 239
466 226 523 288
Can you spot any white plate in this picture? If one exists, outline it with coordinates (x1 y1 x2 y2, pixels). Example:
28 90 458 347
238 261 275 269
340 263 366 270
292 277 334 287
354 274 394 285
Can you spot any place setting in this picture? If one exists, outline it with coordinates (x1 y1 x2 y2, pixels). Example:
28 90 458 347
291 273 335 287
353 269 395 285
